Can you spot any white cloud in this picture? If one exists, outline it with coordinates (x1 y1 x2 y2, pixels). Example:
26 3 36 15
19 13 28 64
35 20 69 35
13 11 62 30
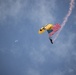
50 70 64 75
73 15 76 24
29 31 76 64
29 48 46 64
0 0 57 25
52 32 76 58
15 40 18 43
10 45 24 57
0 0 28 20
68 68 74 73
27 68 40 75
29 0 57 25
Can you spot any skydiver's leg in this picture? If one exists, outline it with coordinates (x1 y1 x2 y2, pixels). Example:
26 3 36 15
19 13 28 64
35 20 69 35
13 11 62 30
49 37 53 44
50 39 53 44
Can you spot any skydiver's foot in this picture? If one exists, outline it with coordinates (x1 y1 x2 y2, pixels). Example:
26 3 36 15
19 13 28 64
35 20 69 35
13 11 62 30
50 39 53 44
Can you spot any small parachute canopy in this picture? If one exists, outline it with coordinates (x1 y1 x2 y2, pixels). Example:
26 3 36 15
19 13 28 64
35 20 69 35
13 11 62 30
38 24 53 34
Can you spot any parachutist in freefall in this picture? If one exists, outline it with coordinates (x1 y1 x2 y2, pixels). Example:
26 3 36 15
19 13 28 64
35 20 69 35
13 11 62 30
38 23 61 44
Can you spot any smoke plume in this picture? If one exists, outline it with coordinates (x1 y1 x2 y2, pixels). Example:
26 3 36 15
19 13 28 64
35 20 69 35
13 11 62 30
54 0 75 42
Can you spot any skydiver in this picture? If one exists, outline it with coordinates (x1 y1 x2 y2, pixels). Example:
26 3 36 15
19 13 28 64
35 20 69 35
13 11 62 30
38 23 61 44
43 27 53 44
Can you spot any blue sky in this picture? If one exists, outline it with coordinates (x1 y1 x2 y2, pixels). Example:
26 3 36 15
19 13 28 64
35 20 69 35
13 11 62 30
0 0 76 75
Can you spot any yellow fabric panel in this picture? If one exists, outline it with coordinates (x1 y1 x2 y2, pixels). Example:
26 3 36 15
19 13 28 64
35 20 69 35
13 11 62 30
38 27 45 34
45 24 53 30
38 24 53 34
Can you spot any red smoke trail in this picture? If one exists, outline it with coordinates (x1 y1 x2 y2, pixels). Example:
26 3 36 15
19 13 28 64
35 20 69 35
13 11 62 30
53 0 75 42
